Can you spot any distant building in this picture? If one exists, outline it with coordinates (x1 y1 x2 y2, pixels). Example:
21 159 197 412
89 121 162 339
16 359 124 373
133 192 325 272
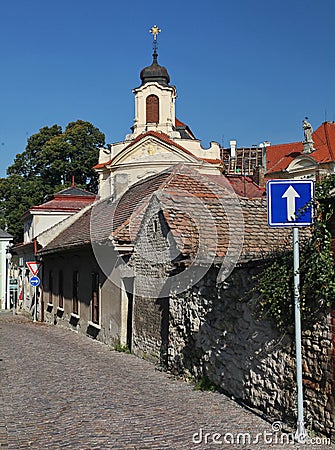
13 182 96 315
265 121 335 180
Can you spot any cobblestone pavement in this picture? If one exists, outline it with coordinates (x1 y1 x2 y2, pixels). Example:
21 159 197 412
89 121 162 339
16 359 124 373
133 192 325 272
0 314 333 449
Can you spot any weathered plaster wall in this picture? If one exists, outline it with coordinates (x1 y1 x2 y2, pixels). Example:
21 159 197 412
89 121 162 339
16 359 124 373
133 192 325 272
42 247 122 346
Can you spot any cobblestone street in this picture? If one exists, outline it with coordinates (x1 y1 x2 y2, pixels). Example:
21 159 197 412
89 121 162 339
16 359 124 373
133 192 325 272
0 314 333 449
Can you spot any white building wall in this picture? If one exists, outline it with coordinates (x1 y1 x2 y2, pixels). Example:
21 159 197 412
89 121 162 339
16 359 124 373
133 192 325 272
0 238 13 309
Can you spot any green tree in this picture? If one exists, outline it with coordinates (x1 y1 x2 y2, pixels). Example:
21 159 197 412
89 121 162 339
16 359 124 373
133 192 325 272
255 175 335 330
0 175 47 242
1 120 105 242
8 120 104 192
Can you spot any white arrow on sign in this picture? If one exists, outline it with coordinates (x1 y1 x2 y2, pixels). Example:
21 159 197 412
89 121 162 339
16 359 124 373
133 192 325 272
282 185 300 221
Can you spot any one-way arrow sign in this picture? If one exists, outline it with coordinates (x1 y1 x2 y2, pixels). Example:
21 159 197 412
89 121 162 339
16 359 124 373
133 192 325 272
267 179 314 227
282 185 300 222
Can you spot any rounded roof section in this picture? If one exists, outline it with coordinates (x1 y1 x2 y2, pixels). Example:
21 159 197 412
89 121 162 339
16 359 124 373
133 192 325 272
140 51 170 86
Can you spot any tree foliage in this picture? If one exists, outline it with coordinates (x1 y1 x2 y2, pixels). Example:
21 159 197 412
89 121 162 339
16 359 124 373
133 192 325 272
255 175 335 330
0 120 105 242
7 120 104 192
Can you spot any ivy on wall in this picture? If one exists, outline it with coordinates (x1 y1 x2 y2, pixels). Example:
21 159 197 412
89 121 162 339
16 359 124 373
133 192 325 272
255 174 335 331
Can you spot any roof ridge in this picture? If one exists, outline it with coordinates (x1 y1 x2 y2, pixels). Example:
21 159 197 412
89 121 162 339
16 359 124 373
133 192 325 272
268 141 301 148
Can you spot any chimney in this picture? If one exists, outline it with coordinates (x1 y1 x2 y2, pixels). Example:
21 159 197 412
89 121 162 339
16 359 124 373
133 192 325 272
259 141 271 172
253 166 265 188
230 140 237 159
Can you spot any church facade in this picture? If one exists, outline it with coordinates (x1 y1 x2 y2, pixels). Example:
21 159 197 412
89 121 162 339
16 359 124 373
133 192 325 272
94 27 224 200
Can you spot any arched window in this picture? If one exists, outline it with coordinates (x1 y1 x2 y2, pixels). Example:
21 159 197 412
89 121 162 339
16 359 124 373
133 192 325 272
146 95 159 124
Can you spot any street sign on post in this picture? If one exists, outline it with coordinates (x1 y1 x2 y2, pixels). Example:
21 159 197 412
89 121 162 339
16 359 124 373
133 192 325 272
267 179 314 227
27 261 42 276
29 275 41 323
29 276 40 287
267 178 314 442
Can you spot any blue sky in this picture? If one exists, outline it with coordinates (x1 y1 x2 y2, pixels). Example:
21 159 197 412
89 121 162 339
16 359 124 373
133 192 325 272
0 0 334 177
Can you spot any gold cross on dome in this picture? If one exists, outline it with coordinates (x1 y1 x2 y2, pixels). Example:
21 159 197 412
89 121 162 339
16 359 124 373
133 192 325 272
149 25 161 41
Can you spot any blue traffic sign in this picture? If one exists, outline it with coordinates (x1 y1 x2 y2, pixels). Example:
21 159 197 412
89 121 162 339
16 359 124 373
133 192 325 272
267 179 314 227
30 276 40 287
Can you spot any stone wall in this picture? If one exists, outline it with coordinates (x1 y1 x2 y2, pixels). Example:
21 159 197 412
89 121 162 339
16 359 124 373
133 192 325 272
166 264 334 437
121 195 335 437
131 200 173 364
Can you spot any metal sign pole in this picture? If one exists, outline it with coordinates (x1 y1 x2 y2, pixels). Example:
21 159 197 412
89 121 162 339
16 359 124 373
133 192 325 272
293 226 307 441
33 286 37 323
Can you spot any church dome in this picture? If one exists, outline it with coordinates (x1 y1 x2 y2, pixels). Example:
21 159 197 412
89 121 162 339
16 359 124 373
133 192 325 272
140 51 170 86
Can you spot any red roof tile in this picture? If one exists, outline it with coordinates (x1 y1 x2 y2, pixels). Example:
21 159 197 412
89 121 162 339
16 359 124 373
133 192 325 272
207 174 265 198
24 186 96 218
200 158 223 165
175 118 197 139
93 161 111 169
31 196 95 213
266 122 335 174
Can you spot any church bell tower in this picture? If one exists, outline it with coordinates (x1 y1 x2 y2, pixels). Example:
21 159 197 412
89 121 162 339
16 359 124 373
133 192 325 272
126 25 180 140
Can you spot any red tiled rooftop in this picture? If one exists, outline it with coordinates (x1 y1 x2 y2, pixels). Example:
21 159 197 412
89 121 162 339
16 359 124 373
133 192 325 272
208 174 265 198
40 164 290 262
175 118 197 139
266 122 335 174
31 196 95 212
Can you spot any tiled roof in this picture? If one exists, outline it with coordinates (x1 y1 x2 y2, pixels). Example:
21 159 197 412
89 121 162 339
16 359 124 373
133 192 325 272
30 197 95 213
28 186 96 214
200 158 223 165
266 122 335 174
175 118 197 140
93 158 114 170
40 170 173 253
40 164 291 263
157 194 291 262
224 175 265 198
